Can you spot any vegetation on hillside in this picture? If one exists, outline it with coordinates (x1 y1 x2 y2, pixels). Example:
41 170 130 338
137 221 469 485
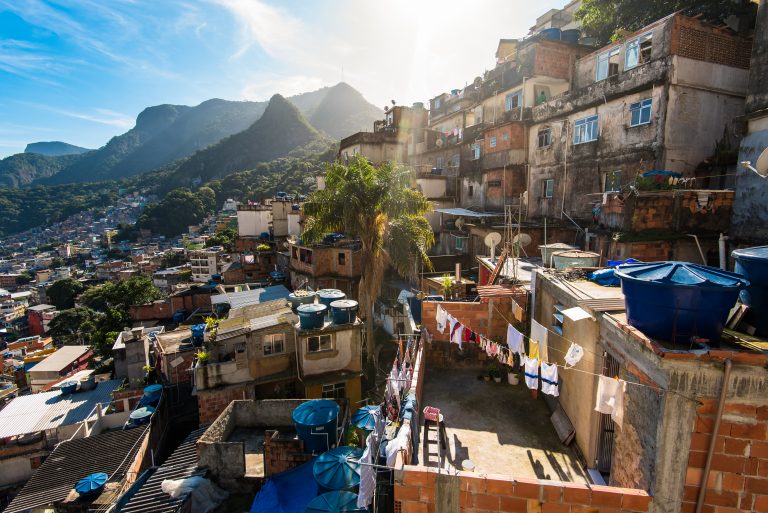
0 153 83 188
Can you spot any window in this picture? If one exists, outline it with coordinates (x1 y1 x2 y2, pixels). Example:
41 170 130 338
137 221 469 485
573 115 599 144
263 334 285 356
338 252 346 265
450 154 460 168
596 47 620 81
455 236 466 251
436 156 444 169
505 91 522 111
471 144 481 160
553 303 564 335
487 180 502 187
434 98 442 109
537 128 552 148
468 185 474 197
630 98 652 127
502 132 509 141
308 334 332 353
605 170 622 192
489 136 497 148
322 382 346 399
625 33 653 70
543 179 554 198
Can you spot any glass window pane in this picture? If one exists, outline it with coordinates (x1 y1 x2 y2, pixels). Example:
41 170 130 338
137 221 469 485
625 40 639 69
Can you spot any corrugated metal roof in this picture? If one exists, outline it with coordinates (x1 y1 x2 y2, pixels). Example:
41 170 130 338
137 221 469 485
433 208 501 218
4 428 147 513
120 428 206 513
29 345 90 373
211 285 291 309
0 380 122 438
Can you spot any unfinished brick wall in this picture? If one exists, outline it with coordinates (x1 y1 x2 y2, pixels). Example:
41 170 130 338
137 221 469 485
263 430 312 476
394 466 651 513
197 383 255 425
421 298 526 344
684 401 768 512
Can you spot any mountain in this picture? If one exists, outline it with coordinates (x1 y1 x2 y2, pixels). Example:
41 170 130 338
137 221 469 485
25 141 91 156
162 94 325 187
0 153 83 188
305 82 382 139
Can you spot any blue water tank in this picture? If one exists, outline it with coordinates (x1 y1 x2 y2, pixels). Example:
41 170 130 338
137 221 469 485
75 472 108 497
128 406 156 426
289 291 317 311
304 491 366 513
560 29 581 43
298 304 327 330
292 400 340 454
60 381 78 395
190 324 206 347
313 446 363 492
732 246 768 336
539 28 562 40
318 289 346 309
139 384 162 407
616 261 749 344
330 299 358 325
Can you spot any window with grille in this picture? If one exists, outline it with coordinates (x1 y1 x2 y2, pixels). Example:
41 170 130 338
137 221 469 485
263 334 285 356
573 115 599 144
629 98 652 127
322 382 346 399
308 334 332 353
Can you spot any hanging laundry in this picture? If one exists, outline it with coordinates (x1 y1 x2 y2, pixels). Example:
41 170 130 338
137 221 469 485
564 342 585 367
523 356 539 390
506 324 525 356
385 425 410 467
528 340 540 360
540 362 559 396
357 433 376 508
595 376 626 428
450 322 464 348
462 328 472 344
530 320 549 362
511 300 524 322
436 306 448 334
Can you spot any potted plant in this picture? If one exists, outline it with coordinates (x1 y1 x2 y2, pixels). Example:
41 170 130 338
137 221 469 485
488 362 502 383
507 367 519 385
195 350 210 367
440 274 453 300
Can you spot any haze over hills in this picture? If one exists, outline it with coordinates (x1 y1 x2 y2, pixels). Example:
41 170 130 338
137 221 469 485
0 153 83 188
13 82 380 187
24 141 91 156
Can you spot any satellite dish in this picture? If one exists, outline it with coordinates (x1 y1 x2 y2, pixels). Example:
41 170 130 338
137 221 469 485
455 217 466 231
513 233 533 247
484 232 502 248
742 147 768 178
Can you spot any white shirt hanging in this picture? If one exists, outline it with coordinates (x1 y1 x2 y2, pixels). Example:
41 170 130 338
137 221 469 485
436 305 448 334
357 433 376 508
540 362 559 396
523 356 539 390
506 324 525 356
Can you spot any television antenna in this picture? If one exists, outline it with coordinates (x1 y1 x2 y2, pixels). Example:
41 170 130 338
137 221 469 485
741 147 768 178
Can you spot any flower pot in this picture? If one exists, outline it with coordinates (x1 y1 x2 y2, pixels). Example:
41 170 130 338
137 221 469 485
507 373 519 385
483 375 491 382
493 376 502 383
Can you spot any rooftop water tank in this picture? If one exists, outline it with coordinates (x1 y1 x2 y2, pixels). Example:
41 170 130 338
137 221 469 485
139 384 162 407
59 381 78 395
731 246 768 336
539 243 575 267
304 491 367 513
289 291 318 311
313 446 363 492
75 472 108 498
552 250 600 269
616 261 749 344
297 303 327 330
318 289 346 309
190 324 206 347
128 406 156 426
560 29 581 44
330 299 358 325
539 28 562 40
292 400 340 454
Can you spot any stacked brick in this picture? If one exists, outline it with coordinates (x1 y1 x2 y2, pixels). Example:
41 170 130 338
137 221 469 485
197 383 255 425
684 401 768 512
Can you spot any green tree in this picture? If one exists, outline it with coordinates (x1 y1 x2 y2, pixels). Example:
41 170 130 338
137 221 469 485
205 227 237 250
576 0 755 45
48 307 99 346
50 256 64 269
161 250 184 268
137 188 208 237
302 157 434 361
81 276 164 312
197 186 217 213
46 278 86 309
15 271 34 285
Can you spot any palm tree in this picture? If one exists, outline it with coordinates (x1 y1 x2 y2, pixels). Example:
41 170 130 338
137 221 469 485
302 156 434 361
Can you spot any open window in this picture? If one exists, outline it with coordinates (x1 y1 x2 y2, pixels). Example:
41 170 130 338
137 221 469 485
538 128 552 148
604 170 622 193
625 33 653 70
596 47 620 81
543 179 554 199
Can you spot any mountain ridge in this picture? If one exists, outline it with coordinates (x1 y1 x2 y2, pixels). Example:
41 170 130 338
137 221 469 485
24 141 91 156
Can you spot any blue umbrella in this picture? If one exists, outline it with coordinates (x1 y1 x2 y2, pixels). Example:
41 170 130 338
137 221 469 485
304 491 367 513
313 447 362 492
351 405 379 432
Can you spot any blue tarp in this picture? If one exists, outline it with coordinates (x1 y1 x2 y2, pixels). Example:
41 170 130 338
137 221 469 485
250 457 318 513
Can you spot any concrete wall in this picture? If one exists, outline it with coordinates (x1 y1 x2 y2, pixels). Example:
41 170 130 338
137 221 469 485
237 209 271 237
298 324 363 377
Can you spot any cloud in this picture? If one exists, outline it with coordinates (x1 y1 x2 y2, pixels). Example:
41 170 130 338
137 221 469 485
240 73 326 101
21 102 134 130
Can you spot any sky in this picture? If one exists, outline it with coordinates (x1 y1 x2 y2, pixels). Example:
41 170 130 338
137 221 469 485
0 0 569 158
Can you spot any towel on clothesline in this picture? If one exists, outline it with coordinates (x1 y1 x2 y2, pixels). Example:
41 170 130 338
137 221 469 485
530 320 549 362
436 305 448 334
595 375 626 428
506 324 525 356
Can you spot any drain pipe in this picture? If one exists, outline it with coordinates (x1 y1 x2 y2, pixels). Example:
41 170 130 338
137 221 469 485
718 233 728 271
695 359 732 513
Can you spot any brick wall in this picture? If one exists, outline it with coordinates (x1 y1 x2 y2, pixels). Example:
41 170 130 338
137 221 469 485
684 401 768 512
422 297 526 344
263 430 312 476
112 388 144 413
484 123 526 152
197 382 255 425
394 466 651 513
